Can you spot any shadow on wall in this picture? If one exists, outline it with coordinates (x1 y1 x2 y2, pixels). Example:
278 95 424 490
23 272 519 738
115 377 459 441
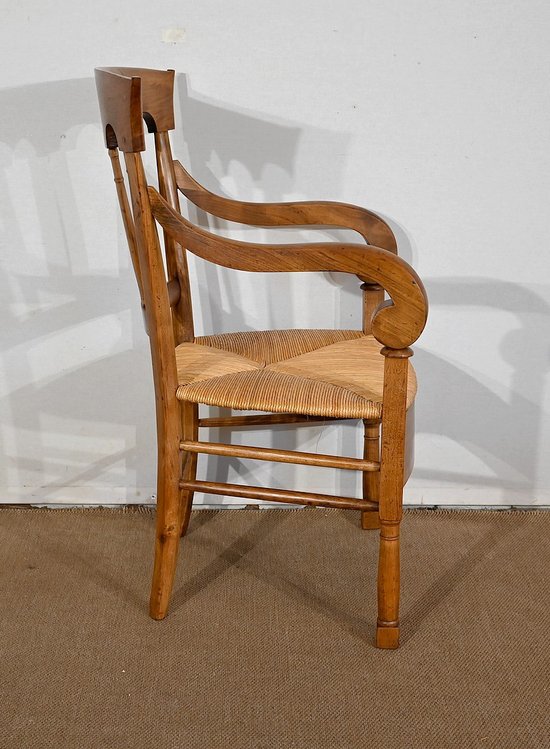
0 74 349 503
173 74 354 335
1 76 546 505
412 278 550 503
173 75 355 491
173 76 550 505
0 78 152 501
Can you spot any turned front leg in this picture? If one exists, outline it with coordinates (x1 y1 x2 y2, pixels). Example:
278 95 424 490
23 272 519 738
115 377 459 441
376 521 401 648
376 347 411 649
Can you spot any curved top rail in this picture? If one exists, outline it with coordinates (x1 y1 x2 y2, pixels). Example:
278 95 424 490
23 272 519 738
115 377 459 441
94 67 175 152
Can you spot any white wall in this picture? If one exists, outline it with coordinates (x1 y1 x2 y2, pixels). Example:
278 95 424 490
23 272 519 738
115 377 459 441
1 0 549 507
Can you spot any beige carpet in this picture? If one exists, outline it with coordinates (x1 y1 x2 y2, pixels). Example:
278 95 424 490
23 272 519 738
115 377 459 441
0 507 549 748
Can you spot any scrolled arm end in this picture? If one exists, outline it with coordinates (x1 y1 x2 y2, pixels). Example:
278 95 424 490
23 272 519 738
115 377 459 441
371 294 428 350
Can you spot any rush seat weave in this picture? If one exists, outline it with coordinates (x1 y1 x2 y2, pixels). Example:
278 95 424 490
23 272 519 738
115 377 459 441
176 329 417 419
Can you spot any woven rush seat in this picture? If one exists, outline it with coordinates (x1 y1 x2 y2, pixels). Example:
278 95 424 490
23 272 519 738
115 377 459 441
175 329 417 419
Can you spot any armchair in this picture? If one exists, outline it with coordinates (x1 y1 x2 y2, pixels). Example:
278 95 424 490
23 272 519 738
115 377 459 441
95 67 428 648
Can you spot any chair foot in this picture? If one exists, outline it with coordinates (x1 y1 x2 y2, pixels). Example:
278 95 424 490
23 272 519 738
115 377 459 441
149 527 180 620
377 520 401 648
150 606 169 621
361 510 381 530
376 625 400 649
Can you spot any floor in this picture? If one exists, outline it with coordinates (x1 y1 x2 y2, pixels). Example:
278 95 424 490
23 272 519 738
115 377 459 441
0 507 548 748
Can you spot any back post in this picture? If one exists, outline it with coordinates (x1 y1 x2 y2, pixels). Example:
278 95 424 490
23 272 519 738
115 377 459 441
95 66 188 619
107 147 145 306
154 129 194 343
124 147 184 619
361 281 384 530
95 66 194 344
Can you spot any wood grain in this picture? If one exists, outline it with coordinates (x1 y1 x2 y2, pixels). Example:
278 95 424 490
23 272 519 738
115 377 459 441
179 401 198 538
107 148 144 304
198 413 340 428
375 348 412 647
361 281 385 336
124 151 182 620
174 160 398 251
154 131 194 343
362 419 381 530
149 187 428 349
179 439 379 473
179 480 377 511
95 67 175 151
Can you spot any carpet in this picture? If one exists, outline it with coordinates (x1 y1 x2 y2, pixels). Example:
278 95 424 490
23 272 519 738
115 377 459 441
0 507 548 748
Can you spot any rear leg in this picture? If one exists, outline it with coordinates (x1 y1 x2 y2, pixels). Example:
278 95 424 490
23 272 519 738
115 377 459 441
179 401 198 537
361 419 381 530
149 436 184 620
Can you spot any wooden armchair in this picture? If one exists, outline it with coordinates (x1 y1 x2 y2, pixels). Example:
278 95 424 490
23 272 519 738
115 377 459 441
95 67 428 649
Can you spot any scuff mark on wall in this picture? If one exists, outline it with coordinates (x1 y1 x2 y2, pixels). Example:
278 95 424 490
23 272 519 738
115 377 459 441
161 28 185 44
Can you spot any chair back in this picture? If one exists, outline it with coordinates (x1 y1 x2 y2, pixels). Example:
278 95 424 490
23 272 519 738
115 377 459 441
95 66 194 344
95 67 190 441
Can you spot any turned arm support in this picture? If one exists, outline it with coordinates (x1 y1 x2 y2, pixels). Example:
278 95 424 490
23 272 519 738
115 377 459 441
173 161 397 253
148 188 428 350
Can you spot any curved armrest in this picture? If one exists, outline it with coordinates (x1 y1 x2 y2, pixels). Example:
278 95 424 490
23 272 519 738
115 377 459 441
174 161 397 252
149 188 427 349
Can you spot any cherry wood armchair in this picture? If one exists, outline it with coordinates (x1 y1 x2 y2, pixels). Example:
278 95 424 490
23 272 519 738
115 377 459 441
95 67 428 649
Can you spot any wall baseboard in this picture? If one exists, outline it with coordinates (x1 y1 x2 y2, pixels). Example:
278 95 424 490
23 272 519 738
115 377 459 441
1 485 549 508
